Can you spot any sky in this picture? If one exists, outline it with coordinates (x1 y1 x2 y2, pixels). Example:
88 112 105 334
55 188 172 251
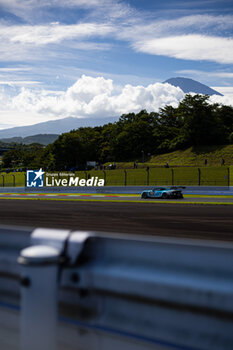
0 0 233 129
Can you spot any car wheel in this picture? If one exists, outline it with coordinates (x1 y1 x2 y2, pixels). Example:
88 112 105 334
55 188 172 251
162 192 168 199
142 192 147 199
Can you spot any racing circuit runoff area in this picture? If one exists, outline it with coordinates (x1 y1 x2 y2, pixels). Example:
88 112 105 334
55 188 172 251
0 188 233 241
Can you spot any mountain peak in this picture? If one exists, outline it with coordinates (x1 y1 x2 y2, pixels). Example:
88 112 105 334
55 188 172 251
164 77 223 96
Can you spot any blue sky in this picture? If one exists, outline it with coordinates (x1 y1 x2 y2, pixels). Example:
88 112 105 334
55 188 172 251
0 0 233 128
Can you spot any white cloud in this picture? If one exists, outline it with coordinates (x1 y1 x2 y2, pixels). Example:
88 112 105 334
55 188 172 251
0 0 134 23
107 83 184 115
0 22 114 46
0 10 233 67
133 35 233 64
0 22 114 65
116 14 233 65
0 67 31 72
212 87 233 96
161 14 233 31
0 75 185 126
1 75 233 128
177 70 233 79
0 81 40 86
209 94 233 106
66 75 113 102
118 15 233 42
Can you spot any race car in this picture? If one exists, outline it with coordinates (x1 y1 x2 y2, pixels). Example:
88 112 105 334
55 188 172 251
141 186 185 199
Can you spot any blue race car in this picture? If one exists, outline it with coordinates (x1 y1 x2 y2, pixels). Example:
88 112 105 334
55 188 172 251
141 186 184 199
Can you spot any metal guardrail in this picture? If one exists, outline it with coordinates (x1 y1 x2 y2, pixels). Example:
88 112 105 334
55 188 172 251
0 226 233 350
0 167 231 187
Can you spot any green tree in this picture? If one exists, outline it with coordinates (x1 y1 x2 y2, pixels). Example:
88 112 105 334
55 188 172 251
176 94 225 146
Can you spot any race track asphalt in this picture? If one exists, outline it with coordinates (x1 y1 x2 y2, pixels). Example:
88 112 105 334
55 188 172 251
0 199 232 241
1 192 233 203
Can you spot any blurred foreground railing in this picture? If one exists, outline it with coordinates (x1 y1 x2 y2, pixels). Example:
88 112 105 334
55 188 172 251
0 226 233 350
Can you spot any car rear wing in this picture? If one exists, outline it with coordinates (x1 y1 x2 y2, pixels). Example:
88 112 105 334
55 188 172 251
170 186 186 190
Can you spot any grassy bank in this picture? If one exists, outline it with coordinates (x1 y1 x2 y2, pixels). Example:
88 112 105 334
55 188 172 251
105 145 233 169
149 145 233 167
1 145 233 187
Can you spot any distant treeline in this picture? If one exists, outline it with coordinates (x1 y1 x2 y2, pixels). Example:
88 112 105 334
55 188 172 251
2 94 233 170
0 134 59 146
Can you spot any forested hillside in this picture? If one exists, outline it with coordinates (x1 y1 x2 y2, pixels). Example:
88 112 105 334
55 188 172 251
2 94 233 170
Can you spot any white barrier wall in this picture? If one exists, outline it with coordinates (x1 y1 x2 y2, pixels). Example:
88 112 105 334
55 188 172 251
0 185 232 194
0 226 233 350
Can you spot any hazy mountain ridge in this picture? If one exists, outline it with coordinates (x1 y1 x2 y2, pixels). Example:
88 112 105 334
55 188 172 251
0 116 119 139
164 77 223 96
0 134 59 146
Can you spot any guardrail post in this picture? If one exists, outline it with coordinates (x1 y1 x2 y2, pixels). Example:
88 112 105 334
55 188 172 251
171 168 174 186
1 175 4 187
227 167 230 187
18 245 60 350
124 170 127 186
12 174 15 187
147 168 149 186
198 168 201 186
103 170 106 185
